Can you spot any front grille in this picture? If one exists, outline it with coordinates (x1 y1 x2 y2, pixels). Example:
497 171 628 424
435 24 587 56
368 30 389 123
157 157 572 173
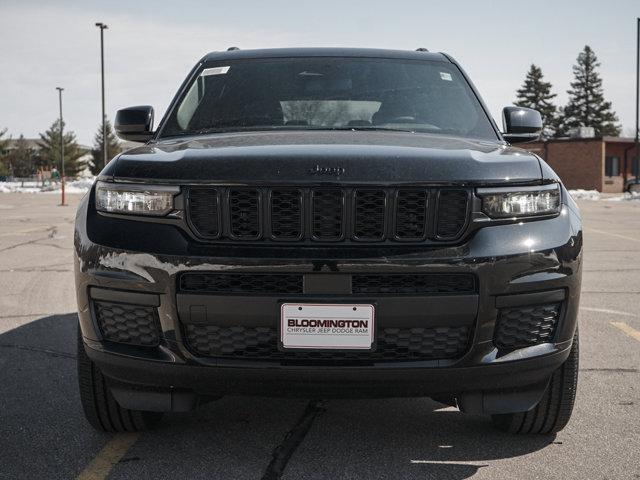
93 301 160 346
186 186 470 243
436 190 469 238
312 189 345 240
494 303 561 350
178 272 476 296
352 274 476 295
179 273 304 295
271 189 303 240
354 189 386 240
395 189 428 239
229 189 260 239
188 188 220 237
184 324 470 362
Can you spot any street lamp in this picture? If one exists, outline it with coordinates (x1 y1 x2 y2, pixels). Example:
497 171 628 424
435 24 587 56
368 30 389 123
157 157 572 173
95 22 108 168
635 17 639 185
56 87 67 207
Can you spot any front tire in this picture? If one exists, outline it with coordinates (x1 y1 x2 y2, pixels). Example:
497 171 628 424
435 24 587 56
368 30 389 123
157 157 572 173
77 325 163 432
491 331 579 435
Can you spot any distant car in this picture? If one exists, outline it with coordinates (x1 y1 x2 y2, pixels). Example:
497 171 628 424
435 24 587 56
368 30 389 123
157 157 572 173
625 177 640 193
74 48 582 434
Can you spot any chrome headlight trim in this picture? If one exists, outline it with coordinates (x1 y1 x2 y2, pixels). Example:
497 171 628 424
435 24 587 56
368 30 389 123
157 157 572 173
95 181 180 217
476 183 561 219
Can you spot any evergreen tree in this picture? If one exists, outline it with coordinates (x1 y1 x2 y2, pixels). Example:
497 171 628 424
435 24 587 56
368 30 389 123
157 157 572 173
0 128 9 154
558 45 621 137
38 119 85 177
4 135 35 177
514 64 557 137
90 118 122 175
0 128 10 176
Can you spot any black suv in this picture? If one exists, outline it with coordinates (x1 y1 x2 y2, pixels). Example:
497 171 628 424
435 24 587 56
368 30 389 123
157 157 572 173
75 48 582 434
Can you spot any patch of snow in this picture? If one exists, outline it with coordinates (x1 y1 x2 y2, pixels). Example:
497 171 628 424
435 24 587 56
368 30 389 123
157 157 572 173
604 191 640 202
0 178 95 194
568 189 600 201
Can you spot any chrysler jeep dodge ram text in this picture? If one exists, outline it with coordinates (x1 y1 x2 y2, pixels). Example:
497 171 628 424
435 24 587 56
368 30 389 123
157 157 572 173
75 48 582 434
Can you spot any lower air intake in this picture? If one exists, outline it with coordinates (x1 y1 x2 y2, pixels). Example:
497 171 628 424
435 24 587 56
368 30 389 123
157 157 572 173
494 303 561 350
93 301 160 347
183 325 470 362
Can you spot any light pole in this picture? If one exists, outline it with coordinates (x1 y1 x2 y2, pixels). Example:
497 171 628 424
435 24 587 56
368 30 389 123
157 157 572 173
635 17 639 185
56 87 67 207
95 22 108 168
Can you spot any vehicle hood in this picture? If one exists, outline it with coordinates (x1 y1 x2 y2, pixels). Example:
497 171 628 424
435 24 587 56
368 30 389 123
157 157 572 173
110 130 542 185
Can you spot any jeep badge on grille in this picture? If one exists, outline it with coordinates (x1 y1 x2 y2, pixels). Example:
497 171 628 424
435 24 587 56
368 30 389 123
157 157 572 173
308 164 346 176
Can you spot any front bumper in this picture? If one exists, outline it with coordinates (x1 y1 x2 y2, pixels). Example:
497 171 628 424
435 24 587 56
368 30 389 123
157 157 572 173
74 192 582 408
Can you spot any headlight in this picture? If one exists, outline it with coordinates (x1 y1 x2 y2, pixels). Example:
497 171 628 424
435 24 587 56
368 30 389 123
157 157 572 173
95 181 179 216
477 184 561 218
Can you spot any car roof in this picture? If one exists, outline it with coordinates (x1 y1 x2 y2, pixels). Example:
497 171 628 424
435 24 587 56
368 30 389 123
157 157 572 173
202 47 450 63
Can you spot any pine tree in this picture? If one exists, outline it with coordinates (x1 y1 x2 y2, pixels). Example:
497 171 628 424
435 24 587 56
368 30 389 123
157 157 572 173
0 128 10 176
38 119 85 177
4 135 35 177
514 64 557 137
90 118 122 175
558 45 620 137
0 128 9 154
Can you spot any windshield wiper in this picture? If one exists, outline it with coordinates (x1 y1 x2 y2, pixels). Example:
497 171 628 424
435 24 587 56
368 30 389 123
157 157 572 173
164 125 419 138
319 126 417 133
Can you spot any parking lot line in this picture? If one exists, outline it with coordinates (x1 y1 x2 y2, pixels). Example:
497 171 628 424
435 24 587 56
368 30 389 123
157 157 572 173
76 433 140 480
581 307 635 317
586 228 640 244
610 322 640 343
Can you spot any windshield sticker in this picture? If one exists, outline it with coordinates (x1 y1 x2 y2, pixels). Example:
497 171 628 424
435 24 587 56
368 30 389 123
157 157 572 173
202 66 230 76
439 72 453 81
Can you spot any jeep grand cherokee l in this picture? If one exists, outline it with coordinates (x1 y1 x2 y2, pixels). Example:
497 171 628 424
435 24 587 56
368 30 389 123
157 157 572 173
75 48 581 434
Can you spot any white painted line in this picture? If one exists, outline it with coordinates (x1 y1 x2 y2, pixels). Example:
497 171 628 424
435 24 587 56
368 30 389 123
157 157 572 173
586 228 640 244
410 460 488 466
581 307 635 317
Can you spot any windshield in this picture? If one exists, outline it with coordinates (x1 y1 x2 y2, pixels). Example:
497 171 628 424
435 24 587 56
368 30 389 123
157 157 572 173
159 57 497 140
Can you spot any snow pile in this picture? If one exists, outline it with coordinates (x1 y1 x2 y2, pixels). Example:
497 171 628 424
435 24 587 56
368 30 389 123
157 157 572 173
0 178 95 194
604 191 640 202
568 189 600 201
0 182 43 193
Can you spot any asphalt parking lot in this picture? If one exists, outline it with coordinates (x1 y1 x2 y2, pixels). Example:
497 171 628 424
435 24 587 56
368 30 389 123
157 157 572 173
0 192 638 480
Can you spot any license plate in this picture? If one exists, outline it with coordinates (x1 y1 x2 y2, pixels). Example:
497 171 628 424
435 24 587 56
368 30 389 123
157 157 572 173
280 303 375 350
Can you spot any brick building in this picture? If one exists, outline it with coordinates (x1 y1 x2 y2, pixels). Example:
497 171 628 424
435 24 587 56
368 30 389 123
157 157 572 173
523 137 639 193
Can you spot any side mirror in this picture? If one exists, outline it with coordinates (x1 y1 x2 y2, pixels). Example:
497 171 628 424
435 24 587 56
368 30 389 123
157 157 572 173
115 106 154 142
502 106 542 143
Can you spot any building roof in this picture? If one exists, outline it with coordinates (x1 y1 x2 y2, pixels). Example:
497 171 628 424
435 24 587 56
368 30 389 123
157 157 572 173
529 136 637 145
4 138 91 151
202 47 448 64
5 138 42 151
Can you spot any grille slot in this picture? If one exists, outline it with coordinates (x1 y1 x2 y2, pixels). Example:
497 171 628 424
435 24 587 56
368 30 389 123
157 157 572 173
436 189 469 239
270 189 303 240
188 188 220 237
352 274 476 295
354 189 386 240
186 186 470 243
179 272 475 296
229 189 260 239
184 324 470 362
93 301 160 346
494 303 561 350
395 189 428 240
312 189 345 240
179 273 304 295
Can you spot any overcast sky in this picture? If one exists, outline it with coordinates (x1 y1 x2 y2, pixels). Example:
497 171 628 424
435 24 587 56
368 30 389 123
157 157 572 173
1 0 638 146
